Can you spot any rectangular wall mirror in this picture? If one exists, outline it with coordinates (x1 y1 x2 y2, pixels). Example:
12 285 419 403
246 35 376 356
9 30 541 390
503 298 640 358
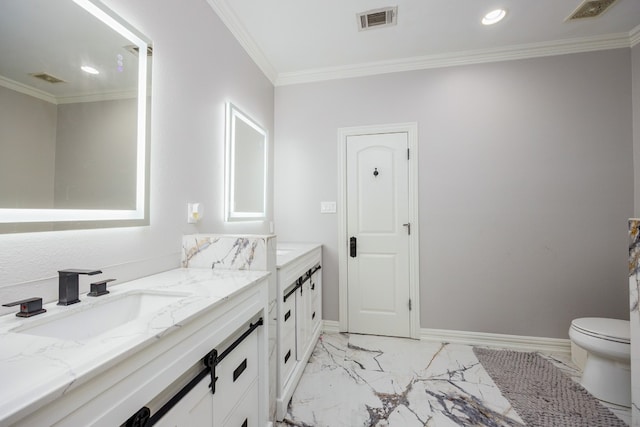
225 103 267 222
0 0 151 233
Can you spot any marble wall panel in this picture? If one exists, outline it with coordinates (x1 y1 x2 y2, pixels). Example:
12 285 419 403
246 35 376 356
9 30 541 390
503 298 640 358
629 219 639 425
182 234 267 270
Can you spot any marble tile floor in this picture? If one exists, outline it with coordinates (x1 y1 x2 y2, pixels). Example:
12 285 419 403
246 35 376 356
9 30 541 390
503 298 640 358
276 332 631 427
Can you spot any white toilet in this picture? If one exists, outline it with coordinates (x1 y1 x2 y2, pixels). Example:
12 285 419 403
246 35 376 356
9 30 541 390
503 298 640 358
569 317 631 407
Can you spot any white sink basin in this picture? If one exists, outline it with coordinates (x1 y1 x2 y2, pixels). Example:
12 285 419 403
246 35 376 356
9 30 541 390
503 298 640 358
14 291 189 342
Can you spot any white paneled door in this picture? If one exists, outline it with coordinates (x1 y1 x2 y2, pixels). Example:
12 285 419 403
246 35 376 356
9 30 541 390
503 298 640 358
346 132 411 338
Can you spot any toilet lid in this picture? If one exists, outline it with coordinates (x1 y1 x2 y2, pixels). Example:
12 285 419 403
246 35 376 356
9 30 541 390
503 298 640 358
571 317 630 344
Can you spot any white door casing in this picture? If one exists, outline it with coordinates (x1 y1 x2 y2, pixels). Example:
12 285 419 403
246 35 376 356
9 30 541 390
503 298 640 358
338 123 420 339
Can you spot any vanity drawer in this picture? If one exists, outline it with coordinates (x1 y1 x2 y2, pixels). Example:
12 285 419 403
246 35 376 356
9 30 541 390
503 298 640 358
220 378 259 427
212 327 259 422
279 329 296 387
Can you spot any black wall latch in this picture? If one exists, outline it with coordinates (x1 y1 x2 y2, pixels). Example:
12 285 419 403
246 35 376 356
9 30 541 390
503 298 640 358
204 349 218 394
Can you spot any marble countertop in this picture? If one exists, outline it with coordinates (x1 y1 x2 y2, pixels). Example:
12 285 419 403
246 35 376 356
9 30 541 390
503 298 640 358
0 268 270 424
276 242 321 269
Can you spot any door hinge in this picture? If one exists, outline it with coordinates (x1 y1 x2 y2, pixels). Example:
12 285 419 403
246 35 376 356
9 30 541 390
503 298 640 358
409 299 412 311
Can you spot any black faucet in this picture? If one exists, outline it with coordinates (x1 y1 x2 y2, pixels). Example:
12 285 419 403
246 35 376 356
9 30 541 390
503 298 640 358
58 269 102 306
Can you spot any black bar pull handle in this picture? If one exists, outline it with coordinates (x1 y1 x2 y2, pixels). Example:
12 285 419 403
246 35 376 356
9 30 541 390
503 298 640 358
284 310 291 322
241 419 248 427
233 358 247 382
284 350 291 363
350 236 357 257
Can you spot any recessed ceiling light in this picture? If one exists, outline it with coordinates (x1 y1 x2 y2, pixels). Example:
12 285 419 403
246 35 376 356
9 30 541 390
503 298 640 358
81 65 99 75
482 9 507 25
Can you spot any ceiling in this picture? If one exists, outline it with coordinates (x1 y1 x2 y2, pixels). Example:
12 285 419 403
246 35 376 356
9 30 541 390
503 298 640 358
0 0 141 102
207 0 640 85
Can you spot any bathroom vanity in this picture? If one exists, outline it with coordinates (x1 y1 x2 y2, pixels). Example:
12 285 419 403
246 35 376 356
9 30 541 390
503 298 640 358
0 268 270 427
276 243 322 420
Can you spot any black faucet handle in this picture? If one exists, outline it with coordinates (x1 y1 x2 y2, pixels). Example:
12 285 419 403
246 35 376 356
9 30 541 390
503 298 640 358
58 269 102 276
3 297 47 317
88 279 116 297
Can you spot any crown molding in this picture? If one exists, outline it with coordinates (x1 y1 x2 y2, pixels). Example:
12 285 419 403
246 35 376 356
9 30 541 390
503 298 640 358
0 74 138 105
56 90 137 104
0 75 57 104
205 0 278 85
276 32 632 86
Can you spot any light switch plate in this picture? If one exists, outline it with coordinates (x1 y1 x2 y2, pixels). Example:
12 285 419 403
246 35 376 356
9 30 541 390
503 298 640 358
320 201 337 214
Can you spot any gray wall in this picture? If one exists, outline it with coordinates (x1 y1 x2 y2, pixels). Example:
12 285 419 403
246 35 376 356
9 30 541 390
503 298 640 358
0 90 138 210
274 49 634 339
0 86 56 208
55 99 137 210
0 0 274 303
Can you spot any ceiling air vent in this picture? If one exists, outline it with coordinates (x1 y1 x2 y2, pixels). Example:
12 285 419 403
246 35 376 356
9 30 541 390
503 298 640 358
124 44 154 57
566 0 617 21
30 72 65 84
357 6 397 31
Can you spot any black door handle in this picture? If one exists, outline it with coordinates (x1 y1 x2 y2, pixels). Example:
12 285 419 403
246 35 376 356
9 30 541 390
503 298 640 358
350 237 357 257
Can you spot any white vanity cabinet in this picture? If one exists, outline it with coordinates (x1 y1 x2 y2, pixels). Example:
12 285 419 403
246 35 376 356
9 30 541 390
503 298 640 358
276 244 322 420
0 269 270 427
152 316 262 427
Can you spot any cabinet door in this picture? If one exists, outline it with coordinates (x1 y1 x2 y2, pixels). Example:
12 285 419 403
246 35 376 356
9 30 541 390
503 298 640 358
213 330 259 425
280 294 297 387
222 379 259 427
295 283 311 360
153 378 213 427
310 267 321 332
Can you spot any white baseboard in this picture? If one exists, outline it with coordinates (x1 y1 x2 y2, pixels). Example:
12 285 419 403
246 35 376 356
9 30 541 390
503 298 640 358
322 320 570 353
421 327 571 354
323 320 340 333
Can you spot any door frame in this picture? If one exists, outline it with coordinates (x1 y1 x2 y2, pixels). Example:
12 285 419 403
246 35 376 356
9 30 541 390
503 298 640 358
337 122 420 339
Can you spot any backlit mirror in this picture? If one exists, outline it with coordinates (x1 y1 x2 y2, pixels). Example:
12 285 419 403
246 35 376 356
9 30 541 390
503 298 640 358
0 0 151 232
225 103 267 221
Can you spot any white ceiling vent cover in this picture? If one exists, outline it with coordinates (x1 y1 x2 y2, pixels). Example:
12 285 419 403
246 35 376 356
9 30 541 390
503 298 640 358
566 0 618 21
357 7 397 31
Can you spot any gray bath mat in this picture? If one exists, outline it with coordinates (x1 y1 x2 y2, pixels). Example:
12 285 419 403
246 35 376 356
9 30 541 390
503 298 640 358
473 348 627 427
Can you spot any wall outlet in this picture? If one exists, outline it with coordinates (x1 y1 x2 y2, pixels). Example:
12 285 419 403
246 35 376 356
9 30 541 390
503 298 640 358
320 201 336 214
187 202 202 223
